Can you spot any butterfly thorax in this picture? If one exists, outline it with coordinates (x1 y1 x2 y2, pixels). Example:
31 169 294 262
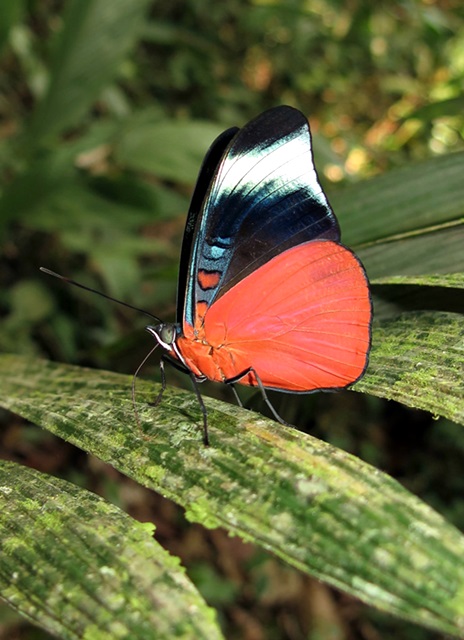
174 321 259 386
146 321 232 383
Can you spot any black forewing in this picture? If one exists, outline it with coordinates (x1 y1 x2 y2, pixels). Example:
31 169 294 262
183 106 340 328
176 126 238 323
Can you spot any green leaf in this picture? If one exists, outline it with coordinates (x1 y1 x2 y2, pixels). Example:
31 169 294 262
358 224 464 278
328 149 464 282
1 354 464 637
0 460 223 640
372 273 464 288
115 111 226 183
355 311 464 424
405 96 464 121
330 151 464 246
369 274 464 319
26 0 151 146
330 153 464 280
0 154 77 230
0 1 25 52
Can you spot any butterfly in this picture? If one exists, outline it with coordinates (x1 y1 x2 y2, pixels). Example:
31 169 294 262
42 106 371 445
144 105 372 444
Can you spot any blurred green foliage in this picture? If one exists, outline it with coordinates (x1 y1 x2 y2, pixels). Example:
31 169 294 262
0 1 464 639
0 0 463 368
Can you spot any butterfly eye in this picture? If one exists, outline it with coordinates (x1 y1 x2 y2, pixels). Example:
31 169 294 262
160 325 176 345
146 323 177 350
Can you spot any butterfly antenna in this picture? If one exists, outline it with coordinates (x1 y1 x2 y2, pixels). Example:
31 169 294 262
40 267 162 323
131 344 160 439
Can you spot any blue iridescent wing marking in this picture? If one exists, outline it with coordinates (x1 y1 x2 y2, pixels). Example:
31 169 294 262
176 126 238 323
183 106 340 328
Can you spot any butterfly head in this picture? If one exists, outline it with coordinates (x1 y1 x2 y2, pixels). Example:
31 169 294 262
146 323 180 352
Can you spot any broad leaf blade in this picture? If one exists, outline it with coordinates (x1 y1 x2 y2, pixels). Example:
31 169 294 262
0 460 223 640
330 150 464 246
26 0 151 145
358 224 464 278
372 274 464 288
355 311 464 423
0 1 25 53
1 354 464 637
329 149 464 278
114 114 226 183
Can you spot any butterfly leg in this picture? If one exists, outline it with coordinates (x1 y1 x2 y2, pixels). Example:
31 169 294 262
148 355 209 446
226 368 291 426
148 355 168 408
251 370 291 426
188 373 210 447
229 384 244 408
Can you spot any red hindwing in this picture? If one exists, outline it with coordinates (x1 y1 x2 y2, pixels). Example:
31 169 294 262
176 240 371 391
